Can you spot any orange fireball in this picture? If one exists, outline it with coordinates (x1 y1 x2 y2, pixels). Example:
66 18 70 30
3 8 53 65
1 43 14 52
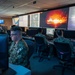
46 10 67 28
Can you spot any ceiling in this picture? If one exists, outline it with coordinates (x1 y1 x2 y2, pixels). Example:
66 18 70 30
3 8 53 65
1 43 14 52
0 0 75 18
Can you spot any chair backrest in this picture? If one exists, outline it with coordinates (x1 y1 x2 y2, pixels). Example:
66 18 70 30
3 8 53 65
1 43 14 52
23 39 36 59
23 39 36 68
54 42 72 60
35 36 45 44
35 36 46 51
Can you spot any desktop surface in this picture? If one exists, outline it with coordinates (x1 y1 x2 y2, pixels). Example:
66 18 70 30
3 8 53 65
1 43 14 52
9 63 31 75
2 67 16 75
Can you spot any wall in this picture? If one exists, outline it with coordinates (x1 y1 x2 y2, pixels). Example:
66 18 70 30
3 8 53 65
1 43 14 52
1 18 12 30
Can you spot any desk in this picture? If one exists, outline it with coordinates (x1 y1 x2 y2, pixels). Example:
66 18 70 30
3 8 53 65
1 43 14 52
23 36 35 41
9 63 31 75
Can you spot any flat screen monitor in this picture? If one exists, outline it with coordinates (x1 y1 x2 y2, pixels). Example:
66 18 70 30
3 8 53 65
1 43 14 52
28 27 46 35
64 30 75 39
68 6 75 30
0 34 8 72
0 19 4 24
40 7 69 29
12 17 19 25
20 27 25 32
19 15 28 27
26 29 38 37
42 28 46 35
46 28 55 36
30 13 40 27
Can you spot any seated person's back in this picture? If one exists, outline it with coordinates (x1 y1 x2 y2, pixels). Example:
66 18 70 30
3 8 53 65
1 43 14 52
53 30 74 52
35 28 53 57
35 28 48 45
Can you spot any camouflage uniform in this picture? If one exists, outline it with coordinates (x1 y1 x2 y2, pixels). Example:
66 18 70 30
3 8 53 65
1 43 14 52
53 36 74 52
35 33 52 57
35 33 48 44
9 39 28 67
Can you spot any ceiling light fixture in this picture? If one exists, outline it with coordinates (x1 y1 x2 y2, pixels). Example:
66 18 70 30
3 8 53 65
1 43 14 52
33 1 36 4
13 6 14 8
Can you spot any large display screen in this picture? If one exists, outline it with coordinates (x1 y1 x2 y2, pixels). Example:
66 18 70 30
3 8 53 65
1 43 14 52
30 13 40 27
40 8 69 29
0 19 4 24
12 17 19 25
68 6 75 30
19 15 28 27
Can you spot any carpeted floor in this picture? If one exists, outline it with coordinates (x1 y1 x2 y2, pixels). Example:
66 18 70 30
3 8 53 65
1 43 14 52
30 54 75 75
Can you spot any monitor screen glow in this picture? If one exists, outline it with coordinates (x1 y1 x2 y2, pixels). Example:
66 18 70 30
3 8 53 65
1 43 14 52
12 17 19 25
68 6 75 30
40 8 69 29
19 15 28 27
30 13 40 27
46 28 55 35
0 19 4 24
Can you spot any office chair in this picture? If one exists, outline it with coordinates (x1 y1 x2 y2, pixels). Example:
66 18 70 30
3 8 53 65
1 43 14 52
33 36 50 62
24 39 36 69
53 42 75 75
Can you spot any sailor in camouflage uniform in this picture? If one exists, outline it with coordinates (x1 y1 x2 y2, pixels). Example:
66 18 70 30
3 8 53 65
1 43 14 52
35 28 52 58
53 30 74 53
9 26 28 67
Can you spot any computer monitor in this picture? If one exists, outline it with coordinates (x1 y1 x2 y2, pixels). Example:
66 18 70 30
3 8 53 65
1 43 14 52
26 29 38 37
40 7 69 29
64 30 75 39
0 19 4 24
0 34 8 72
42 28 46 35
46 28 55 36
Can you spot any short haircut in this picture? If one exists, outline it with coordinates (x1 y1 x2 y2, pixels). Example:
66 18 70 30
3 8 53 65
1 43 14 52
10 26 21 31
56 30 63 36
10 26 22 35
11 25 16 28
38 28 42 33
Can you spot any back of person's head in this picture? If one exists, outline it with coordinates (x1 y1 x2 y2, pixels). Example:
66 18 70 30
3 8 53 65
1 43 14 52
11 25 16 28
56 30 63 36
10 25 21 31
38 28 42 33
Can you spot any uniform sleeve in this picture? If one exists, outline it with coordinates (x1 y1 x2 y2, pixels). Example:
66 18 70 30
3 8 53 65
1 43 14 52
9 42 14 56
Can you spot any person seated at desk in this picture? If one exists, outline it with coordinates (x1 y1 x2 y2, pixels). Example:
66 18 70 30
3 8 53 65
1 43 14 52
35 28 53 58
35 28 48 44
53 29 74 55
9 25 29 67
